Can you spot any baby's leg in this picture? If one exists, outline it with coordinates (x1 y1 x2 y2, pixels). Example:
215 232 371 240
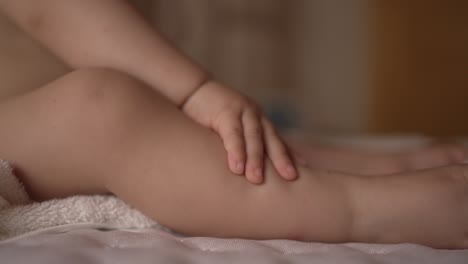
286 135 467 175
352 166 468 249
0 68 355 242
0 68 467 248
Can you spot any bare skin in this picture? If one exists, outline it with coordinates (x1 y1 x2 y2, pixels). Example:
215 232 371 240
0 0 468 249
0 0 465 179
287 137 467 175
0 69 353 243
0 0 300 184
0 68 468 249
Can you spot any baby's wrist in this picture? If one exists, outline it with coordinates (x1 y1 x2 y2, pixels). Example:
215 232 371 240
179 74 212 109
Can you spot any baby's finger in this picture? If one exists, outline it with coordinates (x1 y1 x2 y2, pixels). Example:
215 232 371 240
242 110 265 184
262 118 297 180
216 111 245 175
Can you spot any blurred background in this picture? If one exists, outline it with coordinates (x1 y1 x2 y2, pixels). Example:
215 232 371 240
1 0 467 137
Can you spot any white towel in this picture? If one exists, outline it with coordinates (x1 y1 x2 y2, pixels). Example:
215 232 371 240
0 160 158 240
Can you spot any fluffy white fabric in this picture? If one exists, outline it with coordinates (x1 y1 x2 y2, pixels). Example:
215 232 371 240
0 160 29 210
0 160 157 240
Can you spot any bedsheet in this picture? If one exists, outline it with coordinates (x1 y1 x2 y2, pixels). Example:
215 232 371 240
1 227 468 264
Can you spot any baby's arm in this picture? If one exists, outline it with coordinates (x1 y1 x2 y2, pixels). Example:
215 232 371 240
286 135 467 175
0 0 296 183
0 0 205 105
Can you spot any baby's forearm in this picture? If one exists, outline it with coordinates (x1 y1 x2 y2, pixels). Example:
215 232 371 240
0 0 207 106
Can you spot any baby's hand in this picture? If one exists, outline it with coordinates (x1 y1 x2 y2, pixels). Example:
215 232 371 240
182 80 297 184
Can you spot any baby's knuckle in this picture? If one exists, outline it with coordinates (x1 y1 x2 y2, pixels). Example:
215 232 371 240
227 101 243 111
252 147 264 156
246 126 262 137
228 126 243 136
226 142 243 153
248 158 263 167
272 147 286 158
225 135 243 146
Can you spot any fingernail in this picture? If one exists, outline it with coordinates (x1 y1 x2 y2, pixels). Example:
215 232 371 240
236 162 244 173
254 168 263 178
286 165 297 179
249 168 263 184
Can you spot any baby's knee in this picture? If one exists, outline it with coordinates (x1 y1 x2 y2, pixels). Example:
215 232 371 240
54 68 153 109
55 67 160 113
40 68 166 140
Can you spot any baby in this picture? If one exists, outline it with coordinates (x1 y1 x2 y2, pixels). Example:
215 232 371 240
0 0 467 249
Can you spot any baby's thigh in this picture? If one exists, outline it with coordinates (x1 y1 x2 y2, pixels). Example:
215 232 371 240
0 68 176 200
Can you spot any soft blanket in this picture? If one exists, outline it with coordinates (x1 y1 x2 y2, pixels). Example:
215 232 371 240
0 160 156 240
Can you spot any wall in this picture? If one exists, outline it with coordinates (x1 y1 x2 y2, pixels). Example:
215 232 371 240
291 0 370 133
0 1 375 134
142 0 371 133
370 0 468 137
